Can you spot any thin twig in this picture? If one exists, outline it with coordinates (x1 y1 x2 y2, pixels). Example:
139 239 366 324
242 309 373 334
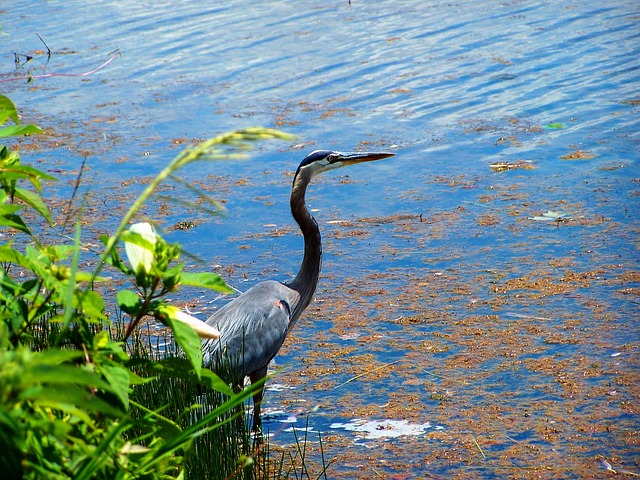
0 50 121 83
62 156 87 233
419 368 445 379
333 359 401 389
599 457 640 477
36 32 52 56
471 434 486 459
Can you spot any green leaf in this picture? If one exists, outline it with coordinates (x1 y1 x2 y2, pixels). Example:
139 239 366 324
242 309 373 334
22 384 125 418
164 315 202 379
93 331 110 350
0 213 31 234
0 245 31 268
543 122 566 129
94 334 130 362
117 289 141 315
100 234 132 274
0 124 42 138
21 364 114 393
41 244 75 262
17 348 84 366
200 368 234 395
0 163 57 192
12 187 52 224
162 264 182 291
0 203 22 216
120 229 156 252
100 363 131 410
180 272 233 293
73 290 108 322
0 95 19 125
126 368 154 386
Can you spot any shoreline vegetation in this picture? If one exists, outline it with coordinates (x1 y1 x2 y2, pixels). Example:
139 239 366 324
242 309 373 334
0 94 327 479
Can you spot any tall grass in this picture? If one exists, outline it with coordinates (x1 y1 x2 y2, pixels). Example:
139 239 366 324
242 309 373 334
126 328 270 479
125 326 331 480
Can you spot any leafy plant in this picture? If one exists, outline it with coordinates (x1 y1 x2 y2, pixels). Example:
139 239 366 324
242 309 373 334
0 92 316 479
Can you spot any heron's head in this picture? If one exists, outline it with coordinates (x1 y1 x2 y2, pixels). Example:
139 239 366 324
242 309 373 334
296 150 395 178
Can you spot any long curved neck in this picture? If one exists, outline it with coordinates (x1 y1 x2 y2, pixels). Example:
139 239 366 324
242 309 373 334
285 168 321 324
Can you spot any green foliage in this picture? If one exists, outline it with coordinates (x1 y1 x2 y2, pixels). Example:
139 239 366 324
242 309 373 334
0 93 316 479
0 345 129 479
0 97 52 234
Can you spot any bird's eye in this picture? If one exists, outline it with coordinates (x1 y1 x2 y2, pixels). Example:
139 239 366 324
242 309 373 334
327 154 339 163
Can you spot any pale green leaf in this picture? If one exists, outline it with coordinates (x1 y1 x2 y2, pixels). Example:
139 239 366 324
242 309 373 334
0 124 42 138
180 272 233 293
163 315 203 379
0 95 18 124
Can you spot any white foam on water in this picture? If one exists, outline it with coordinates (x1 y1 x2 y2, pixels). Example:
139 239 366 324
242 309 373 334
329 418 432 440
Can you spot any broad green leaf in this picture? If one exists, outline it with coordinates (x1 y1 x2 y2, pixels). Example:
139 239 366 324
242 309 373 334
21 388 94 426
0 245 31 268
117 289 141 315
93 331 110 350
0 409 21 443
24 244 48 263
164 314 202 379
126 368 154 386
146 357 199 378
74 290 108 322
200 368 234 396
180 272 233 293
0 124 42 138
100 363 130 410
0 163 57 192
0 95 18 124
162 264 182 291
21 384 125 418
0 203 22 215
0 268 23 296
0 213 31 234
12 187 52 224
96 336 130 362
0 145 19 163
21 364 114 393
40 244 75 262
24 349 84 366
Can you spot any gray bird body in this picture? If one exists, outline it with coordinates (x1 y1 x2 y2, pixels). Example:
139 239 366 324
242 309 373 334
201 150 394 430
203 281 299 378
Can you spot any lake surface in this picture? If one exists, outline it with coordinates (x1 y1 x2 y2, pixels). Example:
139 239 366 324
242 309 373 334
2 1 639 478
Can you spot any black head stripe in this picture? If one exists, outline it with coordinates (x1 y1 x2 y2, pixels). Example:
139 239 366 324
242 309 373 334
299 150 335 168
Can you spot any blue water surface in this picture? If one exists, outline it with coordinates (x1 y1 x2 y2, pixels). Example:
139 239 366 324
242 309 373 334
2 1 638 477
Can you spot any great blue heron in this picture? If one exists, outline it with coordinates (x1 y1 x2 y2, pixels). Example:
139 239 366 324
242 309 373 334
202 149 395 430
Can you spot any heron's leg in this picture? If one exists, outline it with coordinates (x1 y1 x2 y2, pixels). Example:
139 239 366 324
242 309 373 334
249 366 268 432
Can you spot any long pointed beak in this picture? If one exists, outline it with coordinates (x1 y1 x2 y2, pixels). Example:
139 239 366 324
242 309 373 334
334 151 395 166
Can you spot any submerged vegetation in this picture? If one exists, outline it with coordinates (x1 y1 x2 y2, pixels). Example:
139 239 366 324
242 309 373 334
0 94 326 479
